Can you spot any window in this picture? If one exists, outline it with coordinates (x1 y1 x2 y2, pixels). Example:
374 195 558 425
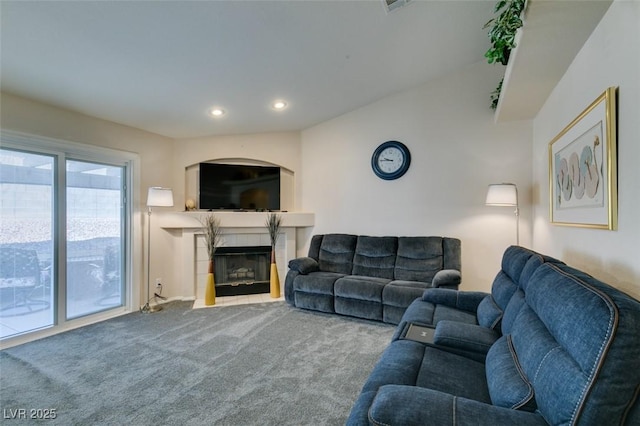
0 132 136 343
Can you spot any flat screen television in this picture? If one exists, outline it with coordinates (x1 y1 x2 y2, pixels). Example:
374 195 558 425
199 163 281 211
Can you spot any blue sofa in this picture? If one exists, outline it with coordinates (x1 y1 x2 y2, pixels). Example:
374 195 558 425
347 246 640 425
284 234 461 324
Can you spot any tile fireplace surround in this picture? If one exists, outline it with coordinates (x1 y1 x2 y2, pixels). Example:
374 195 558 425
157 211 314 300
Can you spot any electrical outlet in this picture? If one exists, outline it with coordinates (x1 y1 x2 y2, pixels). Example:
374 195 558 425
155 278 162 289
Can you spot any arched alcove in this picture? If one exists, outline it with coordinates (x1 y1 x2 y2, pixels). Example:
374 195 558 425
185 158 294 211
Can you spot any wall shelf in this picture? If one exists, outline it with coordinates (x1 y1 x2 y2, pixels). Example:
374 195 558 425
494 0 612 122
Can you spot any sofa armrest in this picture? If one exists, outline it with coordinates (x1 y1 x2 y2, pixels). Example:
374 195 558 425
433 320 500 356
367 385 548 426
432 269 461 288
422 288 488 313
287 257 319 275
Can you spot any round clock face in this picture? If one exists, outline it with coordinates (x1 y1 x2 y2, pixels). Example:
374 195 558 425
371 141 411 180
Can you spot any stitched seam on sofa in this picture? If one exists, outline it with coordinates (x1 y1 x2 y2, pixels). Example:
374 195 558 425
368 404 391 426
506 334 535 409
550 265 618 425
532 346 562 386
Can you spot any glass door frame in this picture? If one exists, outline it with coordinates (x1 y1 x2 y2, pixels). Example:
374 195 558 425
0 130 141 348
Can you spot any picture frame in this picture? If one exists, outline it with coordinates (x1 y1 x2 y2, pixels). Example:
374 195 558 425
548 87 617 230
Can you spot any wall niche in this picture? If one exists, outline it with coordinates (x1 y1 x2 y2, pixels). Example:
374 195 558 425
185 158 294 211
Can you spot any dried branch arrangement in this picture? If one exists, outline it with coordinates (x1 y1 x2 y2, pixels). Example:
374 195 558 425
200 214 221 261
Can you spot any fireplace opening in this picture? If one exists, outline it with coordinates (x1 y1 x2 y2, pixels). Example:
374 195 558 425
213 246 271 296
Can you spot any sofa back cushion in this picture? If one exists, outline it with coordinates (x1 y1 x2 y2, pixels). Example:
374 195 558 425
506 263 640 425
312 234 358 275
352 236 397 279
485 335 536 412
394 237 452 282
477 246 560 331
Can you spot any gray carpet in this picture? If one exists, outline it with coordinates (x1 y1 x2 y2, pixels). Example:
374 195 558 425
0 301 394 425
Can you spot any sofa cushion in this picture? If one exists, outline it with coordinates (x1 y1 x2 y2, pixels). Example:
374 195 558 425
316 234 357 274
486 335 536 412
501 289 525 335
362 340 491 404
334 275 389 302
351 236 397 279
293 271 344 295
399 299 478 332
382 280 429 308
394 237 444 282
415 345 491 403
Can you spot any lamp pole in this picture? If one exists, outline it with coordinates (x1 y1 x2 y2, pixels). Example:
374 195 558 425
141 187 173 313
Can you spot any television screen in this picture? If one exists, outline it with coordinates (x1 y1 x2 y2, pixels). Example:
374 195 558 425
199 163 281 211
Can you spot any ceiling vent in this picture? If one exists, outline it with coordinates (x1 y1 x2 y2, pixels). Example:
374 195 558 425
384 0 413 13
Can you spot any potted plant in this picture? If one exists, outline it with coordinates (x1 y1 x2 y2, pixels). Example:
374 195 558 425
265 213 282 298
484 0 525 65
200 214 221 305
484 0 526 108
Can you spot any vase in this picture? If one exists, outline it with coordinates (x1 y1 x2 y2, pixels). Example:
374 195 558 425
269 250 280 298
270 263 280 298
205 259 216 306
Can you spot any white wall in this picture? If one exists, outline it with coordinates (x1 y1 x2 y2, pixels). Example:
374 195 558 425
171 132 301 211
300 61 532 292
532 0 640 299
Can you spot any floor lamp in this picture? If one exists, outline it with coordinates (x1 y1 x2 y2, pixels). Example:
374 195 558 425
485 183 519 246
141 187 174 313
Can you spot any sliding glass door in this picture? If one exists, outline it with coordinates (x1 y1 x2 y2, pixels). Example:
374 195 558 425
0 149 55 337
66 160 125 319
0 143 131 341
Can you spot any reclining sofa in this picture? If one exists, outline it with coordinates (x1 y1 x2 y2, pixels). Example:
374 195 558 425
284 234 461 324
347 245 640 425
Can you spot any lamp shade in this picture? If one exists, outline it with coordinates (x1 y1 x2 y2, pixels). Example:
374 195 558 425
147 187 174 207
485 183 517 206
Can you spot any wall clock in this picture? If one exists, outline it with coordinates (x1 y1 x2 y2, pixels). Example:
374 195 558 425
371 141 411 180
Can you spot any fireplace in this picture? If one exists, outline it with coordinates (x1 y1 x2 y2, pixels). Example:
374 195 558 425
155 211 314 301
213 246 271 296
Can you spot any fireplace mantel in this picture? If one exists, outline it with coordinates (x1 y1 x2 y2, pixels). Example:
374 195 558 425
157 211 314 229
156 211 314 300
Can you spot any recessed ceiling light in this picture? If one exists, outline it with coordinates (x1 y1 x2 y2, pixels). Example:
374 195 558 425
272 100 288 110
210 108 226 117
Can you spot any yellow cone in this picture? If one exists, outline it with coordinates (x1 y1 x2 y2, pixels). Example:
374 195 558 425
270 263 280 298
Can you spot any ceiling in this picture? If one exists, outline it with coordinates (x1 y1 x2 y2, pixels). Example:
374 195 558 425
1 0 496 139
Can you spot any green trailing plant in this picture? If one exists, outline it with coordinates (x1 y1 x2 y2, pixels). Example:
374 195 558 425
490 78 503 110
200 214 221 261
484 0 525 108
265 213 282 262
484 0 526 66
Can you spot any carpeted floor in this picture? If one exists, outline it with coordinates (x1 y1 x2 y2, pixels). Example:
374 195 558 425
0 301 394 425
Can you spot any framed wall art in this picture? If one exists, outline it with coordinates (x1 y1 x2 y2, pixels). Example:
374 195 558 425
548 87 617 230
